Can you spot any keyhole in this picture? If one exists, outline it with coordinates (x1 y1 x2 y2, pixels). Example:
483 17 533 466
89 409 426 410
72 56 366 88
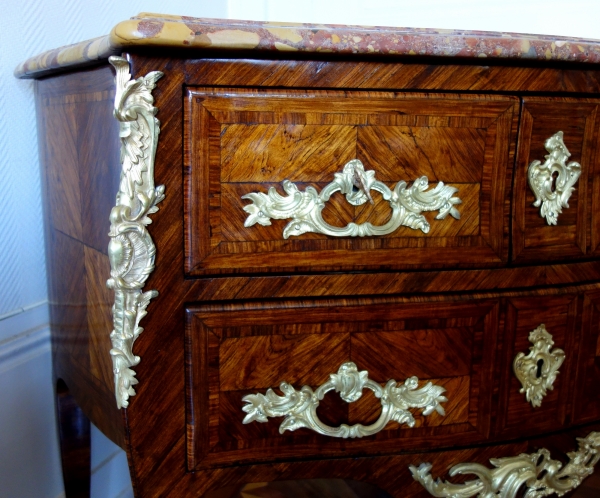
536 359 544 378
550 171 559 192
352 185 360 193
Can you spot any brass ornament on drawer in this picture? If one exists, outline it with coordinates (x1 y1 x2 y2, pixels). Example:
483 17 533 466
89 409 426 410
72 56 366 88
107 56 165 409
528 131 581 226
241 362 447 438
513 324 565 408
410 431 600 497
241 159 461 238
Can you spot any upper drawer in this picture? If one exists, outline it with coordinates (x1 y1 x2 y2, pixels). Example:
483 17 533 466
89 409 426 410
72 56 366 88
512 98 600 263
184 88 518 275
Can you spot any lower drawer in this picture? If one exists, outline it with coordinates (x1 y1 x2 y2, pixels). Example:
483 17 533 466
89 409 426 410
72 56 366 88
198 423 600 498
185 287 594 471
496 294 577 437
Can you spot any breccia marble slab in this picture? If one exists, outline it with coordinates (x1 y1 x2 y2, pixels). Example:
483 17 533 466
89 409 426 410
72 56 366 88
15 12 600 78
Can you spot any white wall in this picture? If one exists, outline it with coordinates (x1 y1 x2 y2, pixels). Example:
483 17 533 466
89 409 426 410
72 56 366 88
229 0 600 38
1 3 229 497
2 1 599 497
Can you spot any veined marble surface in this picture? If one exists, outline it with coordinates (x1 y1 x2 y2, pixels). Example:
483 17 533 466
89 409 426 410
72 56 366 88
15 11 600 78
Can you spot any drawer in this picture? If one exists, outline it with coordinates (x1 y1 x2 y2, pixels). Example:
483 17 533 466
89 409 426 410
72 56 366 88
496 294 577 437
574 290 600 423
185 296 499 470
512 98 600 263
184 88 518 275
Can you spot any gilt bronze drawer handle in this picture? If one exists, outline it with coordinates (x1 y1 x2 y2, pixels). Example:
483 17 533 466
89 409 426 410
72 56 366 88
528 131 581 226
242 159 461 238
241 362 447 439
513 324 565 408
410 431 600 497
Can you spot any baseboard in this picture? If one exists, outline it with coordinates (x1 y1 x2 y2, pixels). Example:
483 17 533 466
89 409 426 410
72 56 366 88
0 322 50 374
0 315 62 497
91 425 134 498
0 303 133 497
0 300 48 343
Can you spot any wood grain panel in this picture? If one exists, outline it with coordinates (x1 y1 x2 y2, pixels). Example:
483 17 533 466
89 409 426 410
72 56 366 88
36 65 126 453
36 53 600 497
124 57 189 488
48 228 88 361
200 92 514 119
204 478 393 498
44 103 82 240
512 99 600 263
219 333 350 391
357 126 486 183
77 99 120 254
186 88 517 274
186 296 498 470
221 124 357 182
140 422 600 498
497 295 577 437
574 290 600 423
84 246 114 391
351 328 474 379
203 454 600 498
184 262 600 303
185 58 600 94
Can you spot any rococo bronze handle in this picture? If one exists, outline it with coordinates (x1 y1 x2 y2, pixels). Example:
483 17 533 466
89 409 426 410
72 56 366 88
241 159 461 238
242 362 447 439
410 431 600 497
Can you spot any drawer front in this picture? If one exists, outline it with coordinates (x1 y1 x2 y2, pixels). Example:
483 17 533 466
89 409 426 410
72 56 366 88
184 88 518 275
185 297 499 470
496 294 578 437
512 98 600 263
574 290 600 423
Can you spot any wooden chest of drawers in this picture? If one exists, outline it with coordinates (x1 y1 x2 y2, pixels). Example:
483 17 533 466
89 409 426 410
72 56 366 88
18 13 600 497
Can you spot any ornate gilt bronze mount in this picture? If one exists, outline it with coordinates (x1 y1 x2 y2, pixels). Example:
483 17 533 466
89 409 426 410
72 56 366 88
513 324 565 408
410 431 600 497
528 131 581 225
242 159 461 238
242 362 447 439
107 56 164 409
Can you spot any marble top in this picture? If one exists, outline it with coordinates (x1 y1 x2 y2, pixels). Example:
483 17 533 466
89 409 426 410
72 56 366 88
15 12 600 78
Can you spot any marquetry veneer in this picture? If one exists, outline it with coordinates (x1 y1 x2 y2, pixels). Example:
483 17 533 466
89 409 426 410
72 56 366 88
21 14 600 498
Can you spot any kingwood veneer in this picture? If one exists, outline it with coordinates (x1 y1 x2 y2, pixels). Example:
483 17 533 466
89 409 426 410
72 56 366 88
17 13 600 498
